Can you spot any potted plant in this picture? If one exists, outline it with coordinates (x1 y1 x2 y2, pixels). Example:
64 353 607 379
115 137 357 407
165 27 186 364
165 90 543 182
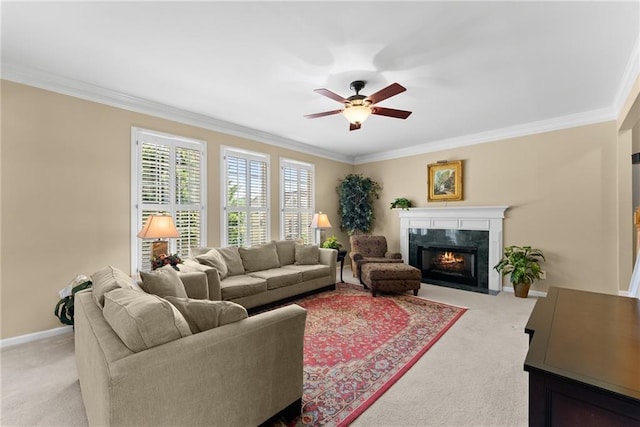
494 245 545 298
322 235 342 250
337 174 382 235
390 197 412 210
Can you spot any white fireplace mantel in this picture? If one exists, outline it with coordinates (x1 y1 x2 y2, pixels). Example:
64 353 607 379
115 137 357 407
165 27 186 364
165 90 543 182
399 206 509 293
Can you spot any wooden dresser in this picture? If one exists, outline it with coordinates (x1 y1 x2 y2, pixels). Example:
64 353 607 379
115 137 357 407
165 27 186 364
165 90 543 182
524 287 640 426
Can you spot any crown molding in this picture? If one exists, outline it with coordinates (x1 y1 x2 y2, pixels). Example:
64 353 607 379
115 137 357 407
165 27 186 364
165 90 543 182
613 34 640 116
353 107 616 164
1 63 355 164
2 61 631 167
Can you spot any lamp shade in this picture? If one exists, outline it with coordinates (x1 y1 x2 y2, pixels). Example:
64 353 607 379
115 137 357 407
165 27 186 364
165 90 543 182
137 214 180 239
342 105 371 124
310 212 332 229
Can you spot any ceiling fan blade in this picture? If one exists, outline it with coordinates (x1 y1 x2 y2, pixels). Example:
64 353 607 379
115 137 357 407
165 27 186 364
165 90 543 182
304 109 343 119
366 83 407 105
349 122 361 131
314 88 348 103
371 107 412 119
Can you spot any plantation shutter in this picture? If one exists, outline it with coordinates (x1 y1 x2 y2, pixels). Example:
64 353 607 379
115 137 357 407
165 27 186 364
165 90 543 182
133 129 206 272
174 146 202 256
281 159 314 243
223 147 269 247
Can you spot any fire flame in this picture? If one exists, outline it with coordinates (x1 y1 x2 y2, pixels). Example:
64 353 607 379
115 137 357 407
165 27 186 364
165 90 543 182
440 251 464 264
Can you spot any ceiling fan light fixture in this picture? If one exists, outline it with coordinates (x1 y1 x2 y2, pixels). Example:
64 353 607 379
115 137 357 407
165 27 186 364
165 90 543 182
342 105 371 125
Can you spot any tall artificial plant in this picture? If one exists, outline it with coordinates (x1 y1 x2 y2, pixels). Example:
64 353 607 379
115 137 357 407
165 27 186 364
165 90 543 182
337 174 382 235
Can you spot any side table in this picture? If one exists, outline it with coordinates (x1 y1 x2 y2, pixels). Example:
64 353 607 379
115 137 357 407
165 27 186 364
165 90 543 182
336 250 347 283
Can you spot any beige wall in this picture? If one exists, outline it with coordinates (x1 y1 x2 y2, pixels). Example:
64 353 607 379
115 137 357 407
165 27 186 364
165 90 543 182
355 121 631 296
0 81 352 339
2 78 637 339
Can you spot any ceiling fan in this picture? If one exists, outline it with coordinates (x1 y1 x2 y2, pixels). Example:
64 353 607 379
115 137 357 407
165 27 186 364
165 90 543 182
305 80 412 131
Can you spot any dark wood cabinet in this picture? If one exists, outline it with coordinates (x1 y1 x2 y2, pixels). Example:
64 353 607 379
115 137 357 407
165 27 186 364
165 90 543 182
524 287 640 426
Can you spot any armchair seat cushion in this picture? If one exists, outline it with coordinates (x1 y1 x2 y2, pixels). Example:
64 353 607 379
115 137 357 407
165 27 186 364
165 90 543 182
359 257 404 265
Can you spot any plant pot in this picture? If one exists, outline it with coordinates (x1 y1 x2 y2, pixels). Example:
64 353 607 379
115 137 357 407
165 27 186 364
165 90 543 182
513 282 531 298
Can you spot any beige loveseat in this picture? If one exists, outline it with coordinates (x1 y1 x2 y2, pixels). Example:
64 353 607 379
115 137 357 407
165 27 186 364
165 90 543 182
181 239 337 309
75 266 307 426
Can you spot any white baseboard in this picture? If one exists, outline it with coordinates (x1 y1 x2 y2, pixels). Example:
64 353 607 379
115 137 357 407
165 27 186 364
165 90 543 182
502 286 547 298
0 325 73 349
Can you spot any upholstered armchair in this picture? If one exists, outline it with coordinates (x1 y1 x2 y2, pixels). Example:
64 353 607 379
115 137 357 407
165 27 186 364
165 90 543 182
349 235 403 278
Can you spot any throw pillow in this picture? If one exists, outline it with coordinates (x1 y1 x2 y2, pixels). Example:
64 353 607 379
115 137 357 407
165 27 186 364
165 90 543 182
139 264 188 298
274 239 301 266
195 248 229 279
103 288 191 353
216 246 245 276
295 243 320 265
90 265 141 308
165 297 248 333
238 241 280 272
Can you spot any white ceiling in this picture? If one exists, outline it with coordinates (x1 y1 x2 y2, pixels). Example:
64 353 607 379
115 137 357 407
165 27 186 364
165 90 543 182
2 1 639 164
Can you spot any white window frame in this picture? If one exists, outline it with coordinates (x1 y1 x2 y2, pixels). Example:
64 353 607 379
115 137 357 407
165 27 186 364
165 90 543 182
220 146 270 247
280 158 315 243
131 127 207 274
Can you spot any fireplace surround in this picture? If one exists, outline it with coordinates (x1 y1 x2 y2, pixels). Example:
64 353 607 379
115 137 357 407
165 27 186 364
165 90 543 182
399 206 508 294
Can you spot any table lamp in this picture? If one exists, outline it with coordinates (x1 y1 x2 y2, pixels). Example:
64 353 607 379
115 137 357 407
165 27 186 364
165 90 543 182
310 212 332 245
137 214 180 261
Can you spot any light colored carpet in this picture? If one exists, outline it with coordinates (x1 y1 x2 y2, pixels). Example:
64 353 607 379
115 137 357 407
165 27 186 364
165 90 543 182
1 267 536 426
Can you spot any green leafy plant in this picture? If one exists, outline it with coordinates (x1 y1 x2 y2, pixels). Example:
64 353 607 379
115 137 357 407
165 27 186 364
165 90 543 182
54 277 93 326
390 197 412 210
494 246 545 285
337 174 382 235
322 235 342 250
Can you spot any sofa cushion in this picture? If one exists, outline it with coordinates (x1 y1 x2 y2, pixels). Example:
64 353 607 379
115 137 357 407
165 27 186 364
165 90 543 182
274 239 300 266
90 265 141 308
248 268 302 290
220 275 267 300
140 265 188 298
282 264 331 282
239 241 280 273
103 289 191 353
195 248 228 279
165 297 248 333
217 246 245 276
295 244 319 265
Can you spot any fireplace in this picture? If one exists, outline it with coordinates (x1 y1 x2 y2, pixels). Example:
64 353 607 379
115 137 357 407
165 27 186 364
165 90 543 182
418 245 478 287
398 206 508 294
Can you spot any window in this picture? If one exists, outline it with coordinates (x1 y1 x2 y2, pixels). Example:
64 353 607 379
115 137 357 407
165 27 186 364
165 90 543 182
132 128 206 272
280 158 315 243
221 146 269 247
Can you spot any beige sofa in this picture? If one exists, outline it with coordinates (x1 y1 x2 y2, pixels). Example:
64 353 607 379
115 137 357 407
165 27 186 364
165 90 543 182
181 239 337 309
74 266 308 426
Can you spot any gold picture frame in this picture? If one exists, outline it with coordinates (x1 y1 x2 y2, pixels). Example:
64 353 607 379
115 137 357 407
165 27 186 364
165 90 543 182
428 160 463 201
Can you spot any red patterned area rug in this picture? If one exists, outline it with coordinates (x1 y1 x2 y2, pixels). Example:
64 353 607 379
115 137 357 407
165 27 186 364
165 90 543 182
281 284 466 426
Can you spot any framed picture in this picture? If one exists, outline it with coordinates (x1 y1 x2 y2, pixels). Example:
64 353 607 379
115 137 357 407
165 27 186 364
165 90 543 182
428 160 463 201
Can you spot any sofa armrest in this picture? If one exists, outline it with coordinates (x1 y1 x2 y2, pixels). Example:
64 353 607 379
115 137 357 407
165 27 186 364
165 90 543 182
177 272 209 299
107 304 307 426
181 259 222 301
385 251 402 260
319 248 337 283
